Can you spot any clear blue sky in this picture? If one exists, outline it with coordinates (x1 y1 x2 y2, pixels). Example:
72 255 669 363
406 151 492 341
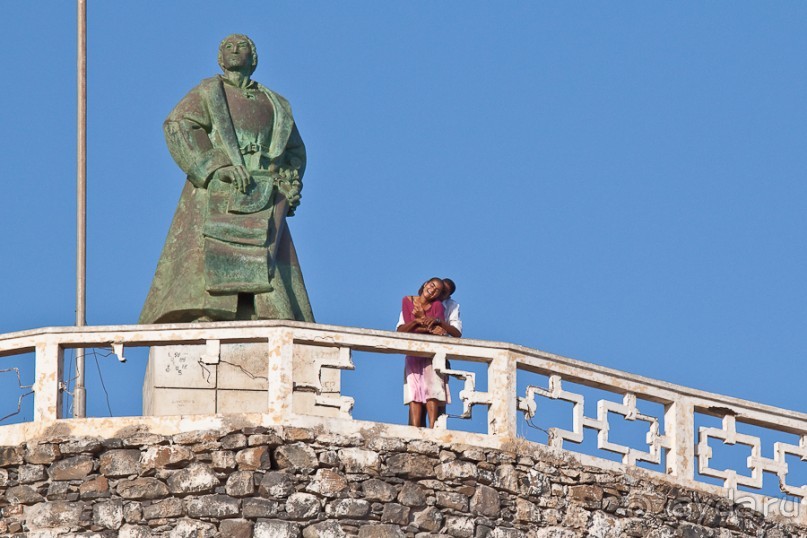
1 2 805 457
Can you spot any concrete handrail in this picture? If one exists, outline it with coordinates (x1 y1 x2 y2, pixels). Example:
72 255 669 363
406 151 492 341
0 320 804 509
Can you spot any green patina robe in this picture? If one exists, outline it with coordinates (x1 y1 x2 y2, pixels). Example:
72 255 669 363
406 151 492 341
139 75 314 324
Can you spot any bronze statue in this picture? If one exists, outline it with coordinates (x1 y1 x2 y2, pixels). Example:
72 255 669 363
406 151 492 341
140 34 314 324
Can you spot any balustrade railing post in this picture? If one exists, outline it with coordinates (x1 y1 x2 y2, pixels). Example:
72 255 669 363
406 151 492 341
665 397 695 479
487 350 518 439
266 328 295 420
34 342 63 422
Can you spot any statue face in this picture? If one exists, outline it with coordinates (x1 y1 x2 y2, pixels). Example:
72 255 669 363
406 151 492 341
221 38 253 71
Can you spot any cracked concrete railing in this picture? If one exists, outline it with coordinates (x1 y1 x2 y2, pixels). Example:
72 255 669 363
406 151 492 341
0 320 804 519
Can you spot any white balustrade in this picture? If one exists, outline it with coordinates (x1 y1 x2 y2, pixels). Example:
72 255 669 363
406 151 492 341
0 320 804 515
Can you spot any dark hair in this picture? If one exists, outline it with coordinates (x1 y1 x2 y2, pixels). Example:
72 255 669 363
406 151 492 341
442 278 456 296
418 277 443 296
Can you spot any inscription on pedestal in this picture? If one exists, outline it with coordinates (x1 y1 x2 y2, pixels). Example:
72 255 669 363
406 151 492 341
155 345 216 388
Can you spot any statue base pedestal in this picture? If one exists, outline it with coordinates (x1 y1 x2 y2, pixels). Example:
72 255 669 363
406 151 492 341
142 342 346 417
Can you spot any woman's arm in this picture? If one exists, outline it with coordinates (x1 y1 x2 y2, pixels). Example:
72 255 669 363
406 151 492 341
397 296 427 333
430 303 460 336
424 301 456 336
397 320 424 333
437 321 461 338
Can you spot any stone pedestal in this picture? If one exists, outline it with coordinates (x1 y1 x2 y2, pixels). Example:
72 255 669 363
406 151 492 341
142 342 345 417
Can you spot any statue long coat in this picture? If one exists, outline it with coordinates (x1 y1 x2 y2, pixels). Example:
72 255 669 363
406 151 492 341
139 75 314 324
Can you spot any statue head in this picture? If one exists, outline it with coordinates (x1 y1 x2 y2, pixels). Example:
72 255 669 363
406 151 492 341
218 34 259 76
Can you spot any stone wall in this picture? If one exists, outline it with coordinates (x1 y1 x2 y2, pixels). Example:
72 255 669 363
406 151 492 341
0 424 803 537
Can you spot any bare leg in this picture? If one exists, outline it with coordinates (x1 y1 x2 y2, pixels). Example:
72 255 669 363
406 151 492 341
426 399 440 428
409 402 425 427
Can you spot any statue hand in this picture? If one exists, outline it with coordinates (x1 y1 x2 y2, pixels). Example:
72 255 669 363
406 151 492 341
213 165 251 193
276 168 302 215
278 168 300 182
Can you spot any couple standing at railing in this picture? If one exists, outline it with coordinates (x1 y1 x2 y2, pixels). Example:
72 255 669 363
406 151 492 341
396 277 462 428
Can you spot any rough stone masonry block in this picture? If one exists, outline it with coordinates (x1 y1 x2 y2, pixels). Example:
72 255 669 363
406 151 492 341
171 518 217 538
236 446 272 471
93 500 124 530
27 501 86 531
386 453 437 478
143 497 183 520
255 520 301 538
100 449 141 477
443 516 474 538
226 470 255 497
48 455 94 481
357 524 406 538
285 492 321 519
275 443 318 470
25 444 61 464
361 478 397 502
221 519 254 538
166 463 219 494
303 520 346 538
59 437 103 455
413 506 443 532
79 476 110 500
327 498 371 518
0 446 23 467
381 503 410 525
243 498 279 518
306 468 348 497
339 447 381 474
470 484 501 518
6 485 44 505
140 445 194 470
118 524 152 538
259 471 295 498
117 478 169 500
398 482 426 507
185 494 240 518
18 464 46 484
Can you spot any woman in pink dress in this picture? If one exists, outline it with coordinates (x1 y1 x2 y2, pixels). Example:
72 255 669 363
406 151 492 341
397 277 453 428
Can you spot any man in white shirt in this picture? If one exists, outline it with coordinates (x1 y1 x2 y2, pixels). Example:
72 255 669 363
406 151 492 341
397 278 462 337
440 278 462 337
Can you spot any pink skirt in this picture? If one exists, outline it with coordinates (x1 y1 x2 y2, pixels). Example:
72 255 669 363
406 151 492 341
403 356 449 404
